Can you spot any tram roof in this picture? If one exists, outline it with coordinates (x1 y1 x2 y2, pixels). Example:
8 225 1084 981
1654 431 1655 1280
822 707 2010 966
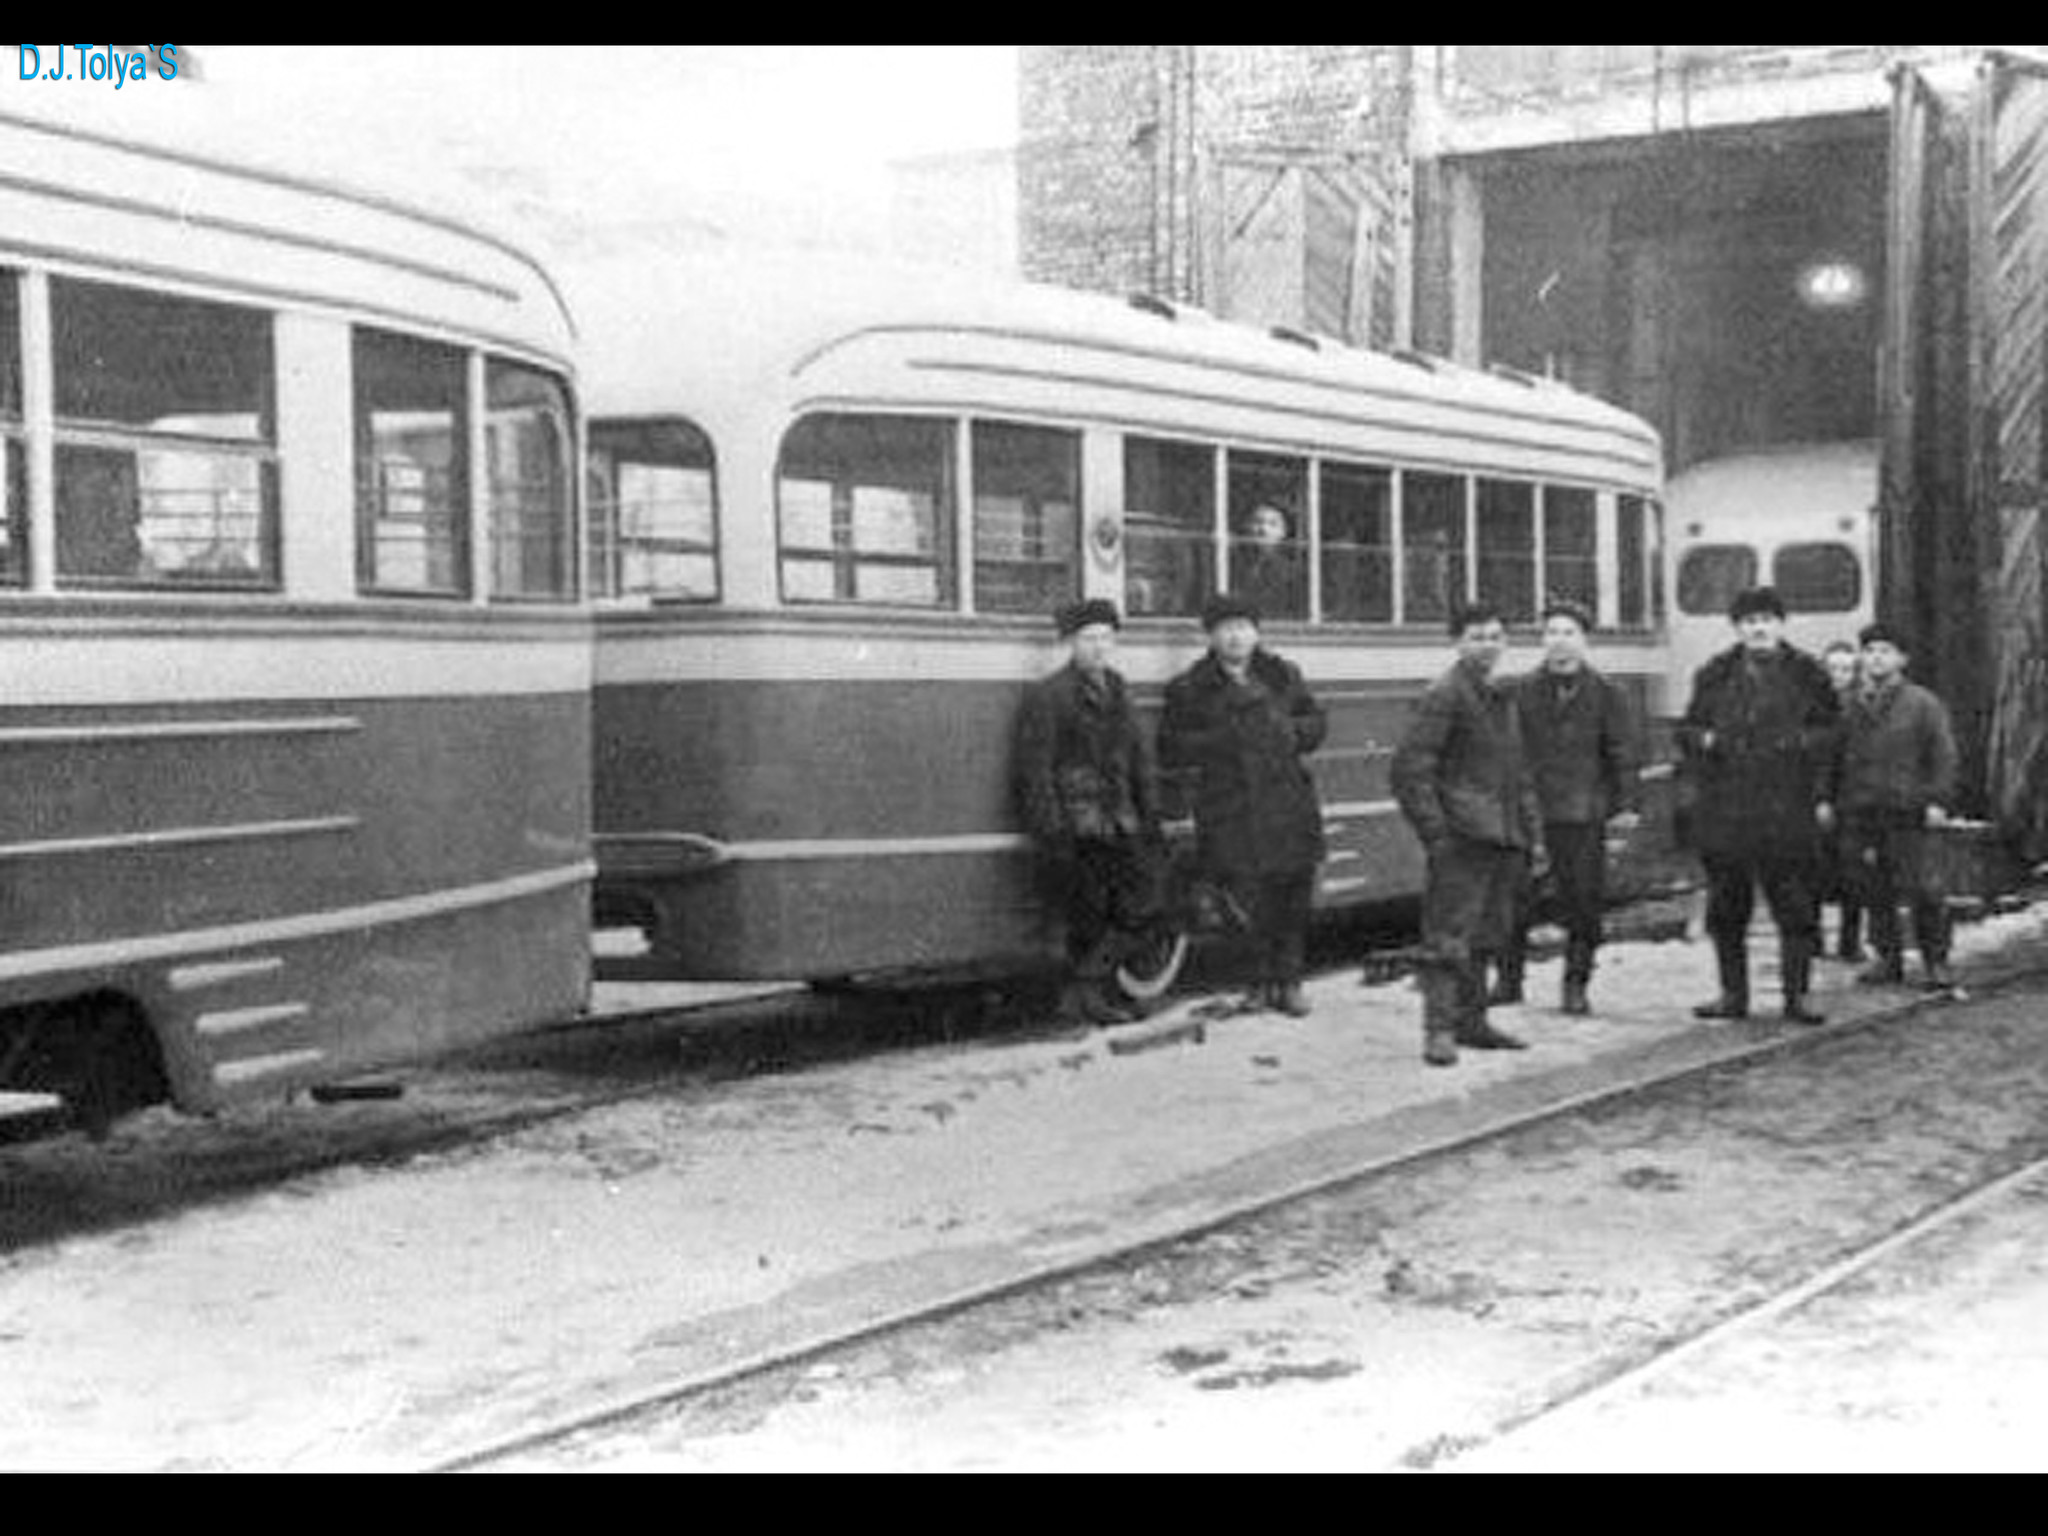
573 248 1661 456
0 104 578 367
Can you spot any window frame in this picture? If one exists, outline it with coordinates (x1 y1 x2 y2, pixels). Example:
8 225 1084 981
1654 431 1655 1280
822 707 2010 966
587 414 720 605
969 417 1083 618
1770 539 1863 615
483 355 578 605
48 274 281 593
775 410 958 611
353 324 473 601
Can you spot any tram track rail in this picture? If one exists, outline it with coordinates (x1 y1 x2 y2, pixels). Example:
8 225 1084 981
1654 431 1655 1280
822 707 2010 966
1436 1146 2048 1471
425 946 2048 1474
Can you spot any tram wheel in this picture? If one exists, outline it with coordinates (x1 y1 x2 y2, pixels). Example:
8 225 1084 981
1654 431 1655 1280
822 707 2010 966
1113 928 1190 1004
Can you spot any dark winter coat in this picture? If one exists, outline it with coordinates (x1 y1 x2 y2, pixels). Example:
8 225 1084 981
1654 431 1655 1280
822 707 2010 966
1392 660 1543 851
1014 662 1159 847
1513 665 1640 827
1158 649 1327 882
1677 642 1840 860
1838 677 1959 820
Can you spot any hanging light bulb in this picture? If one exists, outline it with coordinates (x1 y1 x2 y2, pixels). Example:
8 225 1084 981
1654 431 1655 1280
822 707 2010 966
1797 259 1868 309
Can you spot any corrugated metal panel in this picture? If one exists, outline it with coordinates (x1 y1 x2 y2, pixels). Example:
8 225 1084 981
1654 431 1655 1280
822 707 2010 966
1982 59 2048 860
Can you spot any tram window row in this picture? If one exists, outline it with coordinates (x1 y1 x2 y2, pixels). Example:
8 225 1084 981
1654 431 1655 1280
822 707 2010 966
0 269 577 601
584 401 1668 634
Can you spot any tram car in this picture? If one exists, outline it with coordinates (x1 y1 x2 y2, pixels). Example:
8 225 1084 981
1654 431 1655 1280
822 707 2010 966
0 108 590 1132
1664 440 1879 692
580 253 1670 997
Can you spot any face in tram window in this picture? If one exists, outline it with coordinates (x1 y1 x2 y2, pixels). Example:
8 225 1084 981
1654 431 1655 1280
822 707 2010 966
1247 503 1289 547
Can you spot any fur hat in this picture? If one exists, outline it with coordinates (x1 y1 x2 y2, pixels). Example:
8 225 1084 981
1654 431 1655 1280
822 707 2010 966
1200 592 1262 630
1054 597 1122 637
1727 586 1787 622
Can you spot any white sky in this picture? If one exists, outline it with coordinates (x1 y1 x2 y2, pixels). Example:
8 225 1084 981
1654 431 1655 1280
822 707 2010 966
13 45 1019 267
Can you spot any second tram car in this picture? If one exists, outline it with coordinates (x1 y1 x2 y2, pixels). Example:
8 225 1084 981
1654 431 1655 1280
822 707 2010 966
0 109 590 1132
581 255 1668 993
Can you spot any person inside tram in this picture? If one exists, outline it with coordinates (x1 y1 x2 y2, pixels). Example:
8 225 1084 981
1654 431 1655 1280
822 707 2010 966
1232 502 1306 621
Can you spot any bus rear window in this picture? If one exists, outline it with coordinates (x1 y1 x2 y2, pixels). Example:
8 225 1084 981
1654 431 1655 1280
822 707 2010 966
1677 544 1757 617
589 417 717 602
52 276 278 589
778 414 954 608
973 421 1078 615
1772 541 1861 613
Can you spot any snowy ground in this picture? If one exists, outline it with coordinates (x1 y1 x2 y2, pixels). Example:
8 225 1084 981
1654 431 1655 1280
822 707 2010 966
3 892 2046 1470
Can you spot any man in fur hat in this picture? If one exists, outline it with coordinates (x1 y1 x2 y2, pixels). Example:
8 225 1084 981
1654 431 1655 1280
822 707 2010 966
1015 598 1165 1025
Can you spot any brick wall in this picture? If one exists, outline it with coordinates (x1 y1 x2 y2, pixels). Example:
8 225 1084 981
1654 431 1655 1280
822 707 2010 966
1019 45 1409 303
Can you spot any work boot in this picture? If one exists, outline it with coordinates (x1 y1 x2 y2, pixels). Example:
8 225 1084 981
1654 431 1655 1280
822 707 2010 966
1271 981 1312 1018
1420 967 1462 1066
1694 935 1750 1019
1455 1019 1529 1051
1922 960 1958 993
1781 943 1824 1025
1560 977 1590 1016
1857 956 1905 987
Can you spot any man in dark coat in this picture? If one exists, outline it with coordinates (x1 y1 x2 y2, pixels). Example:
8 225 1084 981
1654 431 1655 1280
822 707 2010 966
1495 598 1641 1015
1678 585 1840 1024
1393 601 1545 1065
1838 623 1960 992
1158 592 1326 1016
1015 598 1165 1025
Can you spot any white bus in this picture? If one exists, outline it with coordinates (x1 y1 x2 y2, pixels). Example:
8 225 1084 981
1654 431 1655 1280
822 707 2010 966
1665 440 1879 691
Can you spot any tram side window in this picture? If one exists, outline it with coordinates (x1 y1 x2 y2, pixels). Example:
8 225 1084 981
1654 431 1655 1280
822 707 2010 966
1617 493 1647 630
1124 436 1214 617
486 359 575 602
0 271 21 586
1476 478 1536 624
1320 461 1393 623
1676 544 1758 617
1542 485 1597 617
355 327 469 597
778 414 954 608
51 277 278 589
1403 471 1468 625
588 418 717 601
973 421 1079 615
1772 541 1861 614
1227 450 1307 621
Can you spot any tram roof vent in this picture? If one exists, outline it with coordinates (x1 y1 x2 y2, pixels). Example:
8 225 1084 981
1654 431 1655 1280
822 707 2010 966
1487 362 1542 388
1127 292 1179 321
1390 348 1441 374
1268 325 1322 352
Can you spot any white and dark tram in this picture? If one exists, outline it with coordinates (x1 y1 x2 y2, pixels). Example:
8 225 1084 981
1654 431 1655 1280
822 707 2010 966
581 254 1672 996
0 108 589 1132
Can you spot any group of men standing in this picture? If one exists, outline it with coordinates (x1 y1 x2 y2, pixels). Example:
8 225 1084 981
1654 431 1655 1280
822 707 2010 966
1013 581 1959 1064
